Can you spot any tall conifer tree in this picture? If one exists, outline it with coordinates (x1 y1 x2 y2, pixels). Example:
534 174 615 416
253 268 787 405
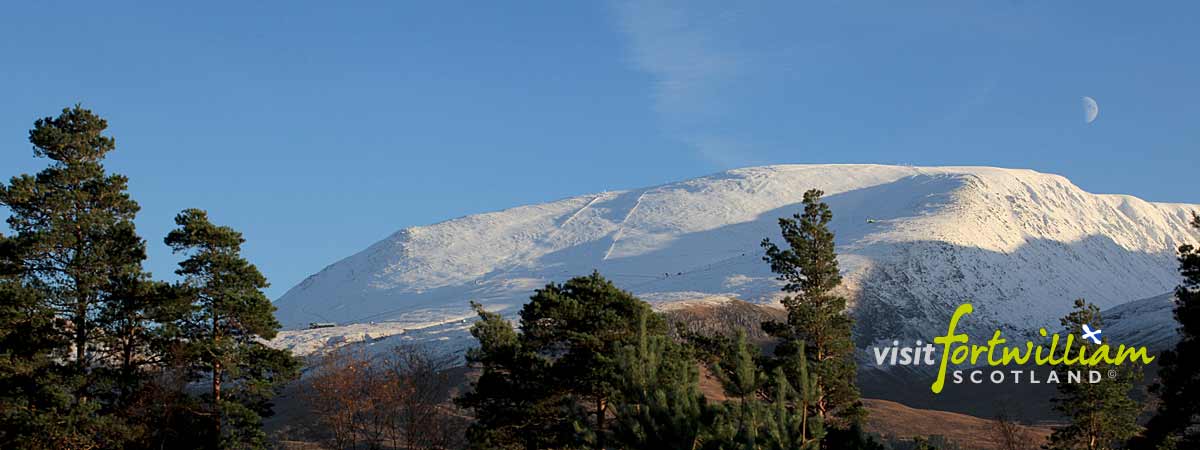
165 208 299 448
761 189 863 426
1047 298 1140 450
0 106 165 447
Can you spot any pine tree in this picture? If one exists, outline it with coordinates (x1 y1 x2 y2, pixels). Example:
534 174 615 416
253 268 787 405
95 275 185 410
609 311 717 450
761 188 864 426
709 333 825 450
767 339 826 450
456 301 560 449
714 331 762 404
1137 213 1200 449
457 272 667 449
1047 299 1140 450
165 208 300 448
1 105 146 374
0 105 166 447
710 328 768 448
0 232 84 448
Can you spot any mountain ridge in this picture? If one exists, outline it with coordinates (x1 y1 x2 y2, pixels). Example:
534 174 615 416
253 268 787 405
273 164 1198 347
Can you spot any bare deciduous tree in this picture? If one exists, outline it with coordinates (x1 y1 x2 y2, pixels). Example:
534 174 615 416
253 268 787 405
305 349 371 449
992 408 1040 450
380 344 464 450
303 344 466 449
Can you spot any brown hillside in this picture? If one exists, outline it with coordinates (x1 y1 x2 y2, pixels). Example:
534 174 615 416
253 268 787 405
862 398 1051 450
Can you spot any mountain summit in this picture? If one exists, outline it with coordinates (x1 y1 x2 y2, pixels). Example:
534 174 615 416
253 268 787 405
273 164 1198 344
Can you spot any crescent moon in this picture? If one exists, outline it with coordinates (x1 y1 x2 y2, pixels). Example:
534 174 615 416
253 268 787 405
1082 96 1099 124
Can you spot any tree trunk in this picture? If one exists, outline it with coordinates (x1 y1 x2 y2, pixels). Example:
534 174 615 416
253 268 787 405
121 328 135 404
213 310 222 444
75 298 88 370
595 396 607 450
75 317 86 366
802 391 811 444
74 297 89 404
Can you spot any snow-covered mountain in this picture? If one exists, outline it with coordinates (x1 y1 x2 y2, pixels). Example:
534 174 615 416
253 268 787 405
272 165 1198 353
1103 292 1180 351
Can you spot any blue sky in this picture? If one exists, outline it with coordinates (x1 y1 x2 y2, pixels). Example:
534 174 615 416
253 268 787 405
2 1 1197 299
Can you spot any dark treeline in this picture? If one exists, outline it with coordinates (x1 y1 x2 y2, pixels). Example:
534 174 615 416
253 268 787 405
0 106 299 449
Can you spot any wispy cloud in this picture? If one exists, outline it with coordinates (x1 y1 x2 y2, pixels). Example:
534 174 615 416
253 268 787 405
612 1 756 166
